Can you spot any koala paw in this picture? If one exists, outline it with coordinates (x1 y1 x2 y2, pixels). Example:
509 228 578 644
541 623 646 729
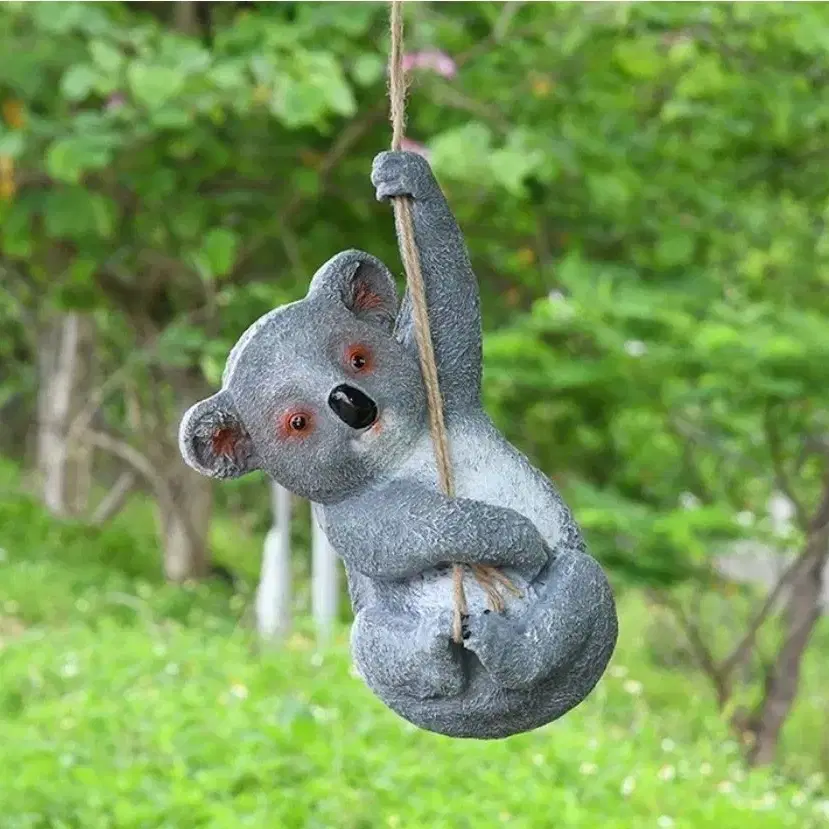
411 610 466 698
371 150 434 202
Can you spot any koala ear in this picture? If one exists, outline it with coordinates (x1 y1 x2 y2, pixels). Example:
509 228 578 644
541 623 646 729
178 390 260 480
308 249 398 331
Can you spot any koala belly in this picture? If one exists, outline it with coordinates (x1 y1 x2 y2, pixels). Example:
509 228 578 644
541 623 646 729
400 415 570 616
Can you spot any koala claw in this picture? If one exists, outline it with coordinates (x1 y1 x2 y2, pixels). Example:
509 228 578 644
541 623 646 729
461 608 503 652
461 610 534 689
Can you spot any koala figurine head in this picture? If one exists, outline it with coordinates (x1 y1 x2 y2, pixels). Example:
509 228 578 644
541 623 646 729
179 250 427 503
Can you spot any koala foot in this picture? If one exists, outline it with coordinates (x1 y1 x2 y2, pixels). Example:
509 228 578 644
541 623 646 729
462 609 541 691
352 607 466 700
411 610 466 699
371 150 435 203
463 610 510 663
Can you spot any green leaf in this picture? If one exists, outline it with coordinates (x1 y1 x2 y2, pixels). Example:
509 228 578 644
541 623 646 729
676 55 729 99
46 137 112 184
88 193 116 238
656 233 695 267
200 228 239 279
53 282 100 311
68 257 97 285
150 108 192 130
210 61 247 91
200 355 225 387
613 40 662 79
0 131 25 158
61 65 100 102
30 2 109 36
351 54 385 87
127 63 184 109
89 40 123 75
324 72 356 117
170 203 206 241
430 122 494 182
43 189 115 240
294 168 319 198
1 199 35 258
272 78 326 128
490 129 548 196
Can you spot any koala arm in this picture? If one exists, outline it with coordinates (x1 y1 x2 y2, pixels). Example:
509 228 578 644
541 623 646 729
323 481 549 582
372 150 482 413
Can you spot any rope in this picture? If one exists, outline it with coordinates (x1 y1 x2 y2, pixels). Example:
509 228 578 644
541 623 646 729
387 0 515 644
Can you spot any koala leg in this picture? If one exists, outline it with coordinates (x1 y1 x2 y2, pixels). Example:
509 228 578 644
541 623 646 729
464 552 614 691
351 607 467 700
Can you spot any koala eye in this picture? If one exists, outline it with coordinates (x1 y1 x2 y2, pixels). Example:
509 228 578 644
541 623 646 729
281 410 314 438
345 344 373 373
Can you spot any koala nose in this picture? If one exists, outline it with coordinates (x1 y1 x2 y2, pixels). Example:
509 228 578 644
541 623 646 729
328 384 378 430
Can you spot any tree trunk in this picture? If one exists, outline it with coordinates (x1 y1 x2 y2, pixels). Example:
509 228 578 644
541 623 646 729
87 422 214 584
747 525 827 766
36 312 95 516
174 1 198 36
256 483 293 641
156 457 212 583
156 460 213 582
146 366 215 583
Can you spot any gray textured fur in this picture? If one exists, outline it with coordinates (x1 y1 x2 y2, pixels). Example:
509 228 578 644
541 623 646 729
179 150 618 739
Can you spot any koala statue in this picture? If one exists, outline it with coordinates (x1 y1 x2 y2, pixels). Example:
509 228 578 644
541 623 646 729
179 150 618 739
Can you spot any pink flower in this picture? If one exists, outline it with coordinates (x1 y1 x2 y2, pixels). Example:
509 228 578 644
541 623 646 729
401 50 457 79
105 92 126 111
400 138 431 161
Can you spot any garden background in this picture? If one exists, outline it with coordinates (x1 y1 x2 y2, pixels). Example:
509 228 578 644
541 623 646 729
1 2 828 827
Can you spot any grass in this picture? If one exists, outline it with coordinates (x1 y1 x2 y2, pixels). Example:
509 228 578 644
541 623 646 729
0 461 827 828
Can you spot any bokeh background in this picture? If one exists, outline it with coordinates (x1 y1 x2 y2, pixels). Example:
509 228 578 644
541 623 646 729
1 2 828 827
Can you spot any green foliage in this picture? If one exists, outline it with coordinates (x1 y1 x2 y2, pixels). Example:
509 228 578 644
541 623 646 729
0 459 319 629
2 622 824 829
2 2 829 590
0 477 827 827
194 228 239 281
0 464 249 629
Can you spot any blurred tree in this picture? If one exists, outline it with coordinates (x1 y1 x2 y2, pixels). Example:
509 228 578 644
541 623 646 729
0 0 390 576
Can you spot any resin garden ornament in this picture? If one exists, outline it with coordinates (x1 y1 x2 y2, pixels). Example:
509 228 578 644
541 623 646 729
178 2 617 739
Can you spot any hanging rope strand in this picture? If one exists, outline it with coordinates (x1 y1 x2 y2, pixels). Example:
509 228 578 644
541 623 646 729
387 1 512 643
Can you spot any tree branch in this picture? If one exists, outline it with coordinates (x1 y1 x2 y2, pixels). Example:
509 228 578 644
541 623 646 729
86 430 200 551
648 588 728 704
90 470 137 526
87 431 169 500
231 103 387 277
718 550 807 685
672 416 767 476
65 305 213 446
763 403 808 529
